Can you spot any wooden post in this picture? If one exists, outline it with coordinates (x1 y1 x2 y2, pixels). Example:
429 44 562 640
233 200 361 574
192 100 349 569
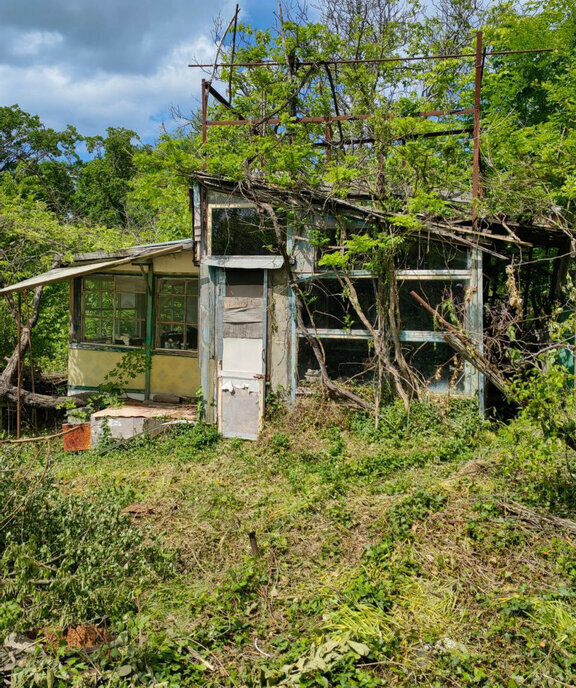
248 531 260 557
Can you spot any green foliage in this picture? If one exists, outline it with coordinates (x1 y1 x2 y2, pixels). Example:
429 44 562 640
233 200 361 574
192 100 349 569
75 128 139 228
98 350 150 404
176 421 221 451
5 394 576 686
0 454 175 631
263 636 376 687
502 358 576 511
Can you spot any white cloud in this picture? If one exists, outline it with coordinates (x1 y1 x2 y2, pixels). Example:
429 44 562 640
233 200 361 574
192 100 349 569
0 0 274 138
0 34 215 140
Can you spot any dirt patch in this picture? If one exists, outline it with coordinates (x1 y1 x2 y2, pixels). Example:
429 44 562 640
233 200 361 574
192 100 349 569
42 624 111 650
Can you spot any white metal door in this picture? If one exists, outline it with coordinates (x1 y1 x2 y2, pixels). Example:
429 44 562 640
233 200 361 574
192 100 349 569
217 270 266 440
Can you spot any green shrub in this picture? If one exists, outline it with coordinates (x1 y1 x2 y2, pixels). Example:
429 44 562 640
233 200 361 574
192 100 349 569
0 453 176 631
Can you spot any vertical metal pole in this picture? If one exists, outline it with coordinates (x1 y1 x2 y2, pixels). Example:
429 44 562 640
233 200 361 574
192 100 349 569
16 291 22 439
472 31 485 416
472 30 483 227
27 291 37 432
201 78 207 144
228 4 239 100
144 269 154 400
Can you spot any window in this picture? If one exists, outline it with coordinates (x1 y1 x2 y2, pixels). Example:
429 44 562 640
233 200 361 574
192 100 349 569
82 275 146 346
398 279 468 331
210 206 278 256
301 277 378 330
156 278 198 352
398 239 468 270
298 337 373 381
296 238 478 395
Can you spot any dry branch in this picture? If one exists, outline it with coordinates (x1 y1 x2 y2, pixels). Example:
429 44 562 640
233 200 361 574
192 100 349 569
409 290 509 395
499 500 576 538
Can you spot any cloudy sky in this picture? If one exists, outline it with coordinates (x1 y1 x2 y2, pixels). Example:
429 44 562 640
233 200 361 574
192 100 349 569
0 0 276 141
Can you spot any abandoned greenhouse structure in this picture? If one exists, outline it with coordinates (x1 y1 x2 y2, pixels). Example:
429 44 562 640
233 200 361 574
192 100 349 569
0 172 570 440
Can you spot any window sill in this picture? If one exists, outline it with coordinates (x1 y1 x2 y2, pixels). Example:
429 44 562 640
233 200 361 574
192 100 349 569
153 349 198 358
70 342 144 353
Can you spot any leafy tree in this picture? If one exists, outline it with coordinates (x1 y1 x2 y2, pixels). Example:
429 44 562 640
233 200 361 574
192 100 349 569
126 136 195 241
75 127 140 228
0 104 80 218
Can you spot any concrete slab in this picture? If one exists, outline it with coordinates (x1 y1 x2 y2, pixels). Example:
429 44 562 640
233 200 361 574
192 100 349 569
90 402 196 447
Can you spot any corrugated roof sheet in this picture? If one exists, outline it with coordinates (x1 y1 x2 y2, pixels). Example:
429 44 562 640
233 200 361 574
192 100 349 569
0 242 193 295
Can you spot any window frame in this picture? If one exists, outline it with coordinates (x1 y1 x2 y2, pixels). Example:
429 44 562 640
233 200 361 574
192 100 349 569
295 247 481 396
207 202 279 257
154 276 199 355
80 273 147 348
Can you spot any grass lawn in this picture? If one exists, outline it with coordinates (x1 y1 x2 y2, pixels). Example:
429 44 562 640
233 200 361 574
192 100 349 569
3 397 576 686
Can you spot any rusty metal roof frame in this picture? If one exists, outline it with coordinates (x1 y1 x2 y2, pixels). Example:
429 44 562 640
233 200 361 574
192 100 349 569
194 31 557 241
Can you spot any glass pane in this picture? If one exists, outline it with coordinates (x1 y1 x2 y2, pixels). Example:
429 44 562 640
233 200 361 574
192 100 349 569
301 278 378 330
114 319 145 346
118 292 136 309
186 297 198 324
84 291 103 310
84 317 112 342
398 240 468 270
158 295 181 322
211 207 277 256
186 279 198 296
298 337 373 381
398 280 468 330
117 293 146 320
116 275 146 293
159 279 185 294
158 324 184 349
403 341 465 393
84 276 113 291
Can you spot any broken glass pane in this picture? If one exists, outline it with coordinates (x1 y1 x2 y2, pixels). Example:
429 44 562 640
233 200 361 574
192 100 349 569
211 207 278 256
398 280 468 330
403 341 465 393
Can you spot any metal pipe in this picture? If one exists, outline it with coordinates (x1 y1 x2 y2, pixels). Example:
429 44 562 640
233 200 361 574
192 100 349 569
27 293 37 432
201 78 208 169
16 291 22 439
188 47 555 69
472 31 484 227
313 127 473 146
205 108 475 128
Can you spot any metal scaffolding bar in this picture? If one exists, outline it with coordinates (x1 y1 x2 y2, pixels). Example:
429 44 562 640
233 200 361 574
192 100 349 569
189 47 555 69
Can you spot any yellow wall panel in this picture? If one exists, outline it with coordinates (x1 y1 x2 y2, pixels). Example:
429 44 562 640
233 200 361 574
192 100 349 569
68 348 146 389
150 354 200 398
69 348 200 399
153 253 197 274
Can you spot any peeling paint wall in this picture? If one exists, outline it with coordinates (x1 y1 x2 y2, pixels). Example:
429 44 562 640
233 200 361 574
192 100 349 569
268 267 293 392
